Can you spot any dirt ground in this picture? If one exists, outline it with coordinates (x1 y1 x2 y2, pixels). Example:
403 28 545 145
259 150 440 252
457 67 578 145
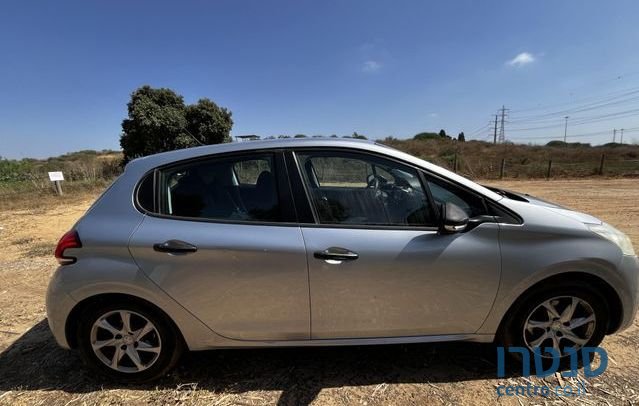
0 178 638 405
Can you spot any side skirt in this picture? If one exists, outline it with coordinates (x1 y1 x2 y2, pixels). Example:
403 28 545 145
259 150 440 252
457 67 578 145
197 333 495 350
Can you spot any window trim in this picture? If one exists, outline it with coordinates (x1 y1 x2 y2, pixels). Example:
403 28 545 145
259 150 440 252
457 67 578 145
134 169 157 213
421 171 523 225
133 145 522 228
133 149 301 227
284 150 316 223
289 148 441 231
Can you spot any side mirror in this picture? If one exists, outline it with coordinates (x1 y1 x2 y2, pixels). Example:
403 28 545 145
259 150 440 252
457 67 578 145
439 202 469 234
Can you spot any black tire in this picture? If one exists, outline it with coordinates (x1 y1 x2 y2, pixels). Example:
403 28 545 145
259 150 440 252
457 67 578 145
76 299 184 382
498 280 608 374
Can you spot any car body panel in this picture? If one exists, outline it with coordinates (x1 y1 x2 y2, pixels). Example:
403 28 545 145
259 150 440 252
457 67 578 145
46 260 224 350
301 224 501 338
45 138 639 352
477 198 638 334
128 216 310 341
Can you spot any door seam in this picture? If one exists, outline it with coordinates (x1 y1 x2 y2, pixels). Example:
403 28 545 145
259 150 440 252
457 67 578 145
298 226 313 339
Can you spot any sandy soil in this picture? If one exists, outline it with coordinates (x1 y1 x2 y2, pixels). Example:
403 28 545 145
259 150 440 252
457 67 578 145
0 179 638 405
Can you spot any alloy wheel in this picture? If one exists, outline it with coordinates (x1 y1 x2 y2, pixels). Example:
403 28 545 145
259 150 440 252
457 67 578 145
523 296 596 358
90 310 162 373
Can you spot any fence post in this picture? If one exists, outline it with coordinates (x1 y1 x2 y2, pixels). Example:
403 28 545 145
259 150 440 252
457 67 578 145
499 158 506 179
453 152 458 173
599 154 605 175
546 159 552 180
54 180 63 195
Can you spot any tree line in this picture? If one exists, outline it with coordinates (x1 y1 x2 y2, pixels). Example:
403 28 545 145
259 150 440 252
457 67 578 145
414 130 465 142
119 86 470 162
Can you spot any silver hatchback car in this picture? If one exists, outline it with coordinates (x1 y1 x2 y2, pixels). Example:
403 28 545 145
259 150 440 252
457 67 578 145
47 138 638 381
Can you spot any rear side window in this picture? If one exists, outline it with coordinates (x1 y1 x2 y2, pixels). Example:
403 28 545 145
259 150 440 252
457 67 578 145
296 151 436 227
234 158 272 185
156 154 282 222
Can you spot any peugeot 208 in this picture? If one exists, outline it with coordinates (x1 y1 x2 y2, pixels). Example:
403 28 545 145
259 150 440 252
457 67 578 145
46 138 639 381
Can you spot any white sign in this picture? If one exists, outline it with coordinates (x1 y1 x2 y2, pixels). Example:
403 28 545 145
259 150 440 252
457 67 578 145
48 171 64 182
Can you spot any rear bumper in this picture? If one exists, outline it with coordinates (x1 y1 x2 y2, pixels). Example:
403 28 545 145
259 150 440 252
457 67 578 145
46 266 77 349
616 255 639 332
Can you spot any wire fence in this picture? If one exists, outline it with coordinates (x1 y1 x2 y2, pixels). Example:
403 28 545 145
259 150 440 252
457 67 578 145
444 153 639 180
1 153 638 205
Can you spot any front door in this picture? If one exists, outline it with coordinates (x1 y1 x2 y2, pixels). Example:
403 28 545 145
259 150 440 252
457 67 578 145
129 151 310 341
292 149 501 339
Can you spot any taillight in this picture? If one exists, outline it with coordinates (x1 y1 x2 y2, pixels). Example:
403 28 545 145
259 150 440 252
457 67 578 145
55 230 82 265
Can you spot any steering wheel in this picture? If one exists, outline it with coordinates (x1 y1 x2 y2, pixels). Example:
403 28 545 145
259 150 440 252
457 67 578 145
394 176 412 191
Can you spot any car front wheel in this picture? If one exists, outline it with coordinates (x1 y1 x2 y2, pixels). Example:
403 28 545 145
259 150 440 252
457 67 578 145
499 281 609 370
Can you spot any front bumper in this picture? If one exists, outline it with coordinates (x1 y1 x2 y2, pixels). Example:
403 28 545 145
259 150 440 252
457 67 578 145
46 266 77 349
616 255 639 332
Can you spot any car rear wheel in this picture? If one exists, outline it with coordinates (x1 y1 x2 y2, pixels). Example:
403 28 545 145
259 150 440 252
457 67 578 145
499 281 608 371
76 300 183 382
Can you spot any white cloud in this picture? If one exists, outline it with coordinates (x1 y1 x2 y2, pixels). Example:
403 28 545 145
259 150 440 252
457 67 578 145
362 60 382 73
507 52 535 67
429 112 439 118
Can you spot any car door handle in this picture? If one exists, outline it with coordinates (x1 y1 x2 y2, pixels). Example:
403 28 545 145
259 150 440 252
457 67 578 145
153 240 198 254
313 247 359 261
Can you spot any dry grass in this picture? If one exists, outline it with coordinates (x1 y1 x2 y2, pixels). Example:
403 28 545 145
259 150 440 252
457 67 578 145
382 138 639 179
0 179 638 405
0 181 111 212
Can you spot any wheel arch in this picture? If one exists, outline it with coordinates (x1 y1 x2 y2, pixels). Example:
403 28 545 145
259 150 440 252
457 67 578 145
496 272 623 337
65 293 186 349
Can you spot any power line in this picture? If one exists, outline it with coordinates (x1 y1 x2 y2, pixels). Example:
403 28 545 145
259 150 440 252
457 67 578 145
466 122 492 139
507 107 639 131
511 96 639 124
462 84 639 144
508 127 639 141
510 84 639 115
509 88 639 121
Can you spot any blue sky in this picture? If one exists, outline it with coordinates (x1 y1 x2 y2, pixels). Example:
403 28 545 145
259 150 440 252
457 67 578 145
2 0 639 158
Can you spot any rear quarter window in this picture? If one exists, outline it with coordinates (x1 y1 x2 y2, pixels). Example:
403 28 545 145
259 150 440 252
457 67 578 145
136 172 155 212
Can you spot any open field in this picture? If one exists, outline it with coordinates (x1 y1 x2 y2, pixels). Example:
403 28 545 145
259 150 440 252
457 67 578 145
0 179 638 405
2 141 639 205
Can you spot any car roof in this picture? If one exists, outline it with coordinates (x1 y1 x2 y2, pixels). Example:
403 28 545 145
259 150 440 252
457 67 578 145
127 137 372 165
125 137 503 202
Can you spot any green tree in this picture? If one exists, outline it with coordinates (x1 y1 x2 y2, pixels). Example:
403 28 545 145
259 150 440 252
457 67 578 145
351 132 367 139
184 98 233 146
294 134 307 138
119 86 232 163
439 129 447 138
457 132 465 142
413 132 439 141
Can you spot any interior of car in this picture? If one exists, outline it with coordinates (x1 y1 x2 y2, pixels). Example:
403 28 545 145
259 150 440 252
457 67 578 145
297 153 433 226
166 158 280 221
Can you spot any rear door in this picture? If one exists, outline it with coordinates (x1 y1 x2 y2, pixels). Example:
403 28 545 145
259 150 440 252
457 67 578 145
129 151 310 341
288 149 501 339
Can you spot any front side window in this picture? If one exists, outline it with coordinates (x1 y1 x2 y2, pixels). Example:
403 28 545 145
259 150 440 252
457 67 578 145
296 151 435 226
426 176 486 218
158 154 281 222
